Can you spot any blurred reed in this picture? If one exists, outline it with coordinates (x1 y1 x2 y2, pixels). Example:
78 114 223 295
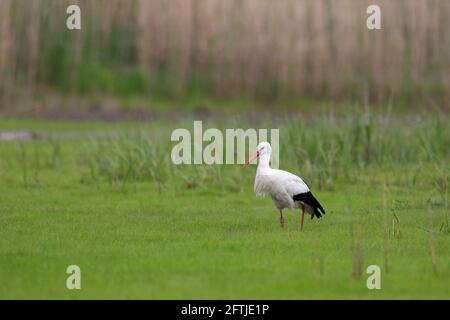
0 0 449 109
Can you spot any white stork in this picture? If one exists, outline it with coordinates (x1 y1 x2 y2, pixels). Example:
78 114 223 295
246 141 325 230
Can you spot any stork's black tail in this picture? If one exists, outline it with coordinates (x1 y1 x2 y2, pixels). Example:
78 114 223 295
293 191 326 219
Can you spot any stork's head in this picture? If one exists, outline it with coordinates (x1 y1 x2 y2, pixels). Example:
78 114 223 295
246 141 272 165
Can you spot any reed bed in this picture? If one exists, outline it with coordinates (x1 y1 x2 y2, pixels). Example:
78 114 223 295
1 0 449 109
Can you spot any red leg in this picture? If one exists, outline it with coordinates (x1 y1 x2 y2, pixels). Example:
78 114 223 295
279 210 285 229
300 205 305 230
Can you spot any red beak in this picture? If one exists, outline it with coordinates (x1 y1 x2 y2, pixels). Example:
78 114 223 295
245 150 260 165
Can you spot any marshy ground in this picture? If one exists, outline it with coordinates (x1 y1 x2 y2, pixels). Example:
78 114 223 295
0 110 449 299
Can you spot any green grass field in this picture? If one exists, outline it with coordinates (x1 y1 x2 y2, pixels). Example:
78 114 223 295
0 114 449 299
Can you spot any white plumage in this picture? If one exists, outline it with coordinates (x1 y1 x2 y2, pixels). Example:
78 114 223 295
247 141 325 230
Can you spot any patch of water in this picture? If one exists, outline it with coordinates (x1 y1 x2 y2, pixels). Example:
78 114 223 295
0 131 38 141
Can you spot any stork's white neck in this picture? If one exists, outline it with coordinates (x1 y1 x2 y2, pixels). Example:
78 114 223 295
258 152 271 168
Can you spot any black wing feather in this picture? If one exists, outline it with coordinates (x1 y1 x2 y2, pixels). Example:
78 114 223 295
293 191 326 219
